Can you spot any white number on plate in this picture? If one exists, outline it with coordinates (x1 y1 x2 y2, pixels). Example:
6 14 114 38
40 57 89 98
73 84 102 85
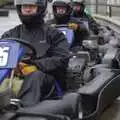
0 47 10 67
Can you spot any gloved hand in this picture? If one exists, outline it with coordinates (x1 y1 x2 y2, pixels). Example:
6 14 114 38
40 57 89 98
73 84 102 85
16 62 38 76
68 23 79 30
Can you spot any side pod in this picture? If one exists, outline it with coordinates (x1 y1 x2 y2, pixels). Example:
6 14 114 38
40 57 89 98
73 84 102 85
78 69 120 120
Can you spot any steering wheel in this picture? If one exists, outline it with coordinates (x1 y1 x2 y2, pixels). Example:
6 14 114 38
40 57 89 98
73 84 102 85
1 38 37 60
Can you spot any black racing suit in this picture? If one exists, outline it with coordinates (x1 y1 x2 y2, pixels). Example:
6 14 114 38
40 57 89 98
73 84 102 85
72 12 100 35
1 23 69 107
47 17 89 51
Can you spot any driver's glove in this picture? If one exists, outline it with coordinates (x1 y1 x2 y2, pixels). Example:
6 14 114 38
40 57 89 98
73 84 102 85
17 62 38 76
68 23 80 30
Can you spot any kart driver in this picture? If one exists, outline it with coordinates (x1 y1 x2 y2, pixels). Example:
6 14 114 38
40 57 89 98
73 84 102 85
1 0 69 107
71 0 100 35
47 0 89 51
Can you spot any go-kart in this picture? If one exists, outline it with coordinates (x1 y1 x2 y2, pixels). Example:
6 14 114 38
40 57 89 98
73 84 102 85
0 37 81 120
1 30 120 120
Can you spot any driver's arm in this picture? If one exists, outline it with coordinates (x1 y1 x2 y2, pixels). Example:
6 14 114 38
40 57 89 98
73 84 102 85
68 19 89 34
86 15 100 35
32 28 69 75
1 25 20 39
1 27 70 76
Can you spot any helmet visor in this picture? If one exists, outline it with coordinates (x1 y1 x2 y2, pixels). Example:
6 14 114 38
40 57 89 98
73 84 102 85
73 4 81 11
55 6 67 15
21 4 38 15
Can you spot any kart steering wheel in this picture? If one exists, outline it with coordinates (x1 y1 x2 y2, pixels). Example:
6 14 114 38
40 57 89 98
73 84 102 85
1 38 37 60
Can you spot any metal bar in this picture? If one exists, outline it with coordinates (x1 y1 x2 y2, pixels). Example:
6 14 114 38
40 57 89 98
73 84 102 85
109 6 112 17
9 69 15 89
95 0 98 14
85 3 120 8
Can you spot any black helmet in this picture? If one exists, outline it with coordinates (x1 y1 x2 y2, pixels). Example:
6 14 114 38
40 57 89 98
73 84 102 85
52 0 72 24
71 0 85 17
14 0 47 26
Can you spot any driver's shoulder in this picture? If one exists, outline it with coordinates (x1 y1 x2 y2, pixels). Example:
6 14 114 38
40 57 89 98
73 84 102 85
1 24 22 39
46 24 66 43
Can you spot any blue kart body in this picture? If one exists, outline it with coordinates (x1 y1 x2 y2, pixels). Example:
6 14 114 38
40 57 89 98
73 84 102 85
0 39 24 84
